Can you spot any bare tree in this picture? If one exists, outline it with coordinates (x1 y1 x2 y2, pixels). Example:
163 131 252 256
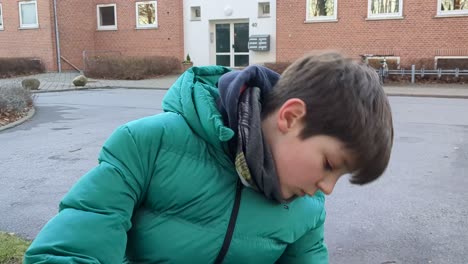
138 3 155 24
318 0 327 16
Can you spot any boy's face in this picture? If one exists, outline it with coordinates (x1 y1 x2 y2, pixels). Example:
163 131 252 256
262 99 355 200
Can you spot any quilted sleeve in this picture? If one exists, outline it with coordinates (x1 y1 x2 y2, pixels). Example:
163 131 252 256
24 125 151 264
277 208 329 264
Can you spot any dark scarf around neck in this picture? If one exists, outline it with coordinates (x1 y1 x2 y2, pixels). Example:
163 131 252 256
217 65 287 203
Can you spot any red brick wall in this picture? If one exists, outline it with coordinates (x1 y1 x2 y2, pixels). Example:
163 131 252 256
0 1 57 71
57 0 96 71
93 0 184 61
0 0 184 72
277 0 468 67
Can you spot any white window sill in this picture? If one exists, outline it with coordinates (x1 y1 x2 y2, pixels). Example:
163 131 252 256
366 16 404 21
258 15 271 18
0 27 3 31
304 18 338 23
190 18 201 21
19 25 39 30
97 27 118 31
434 13 468 18
136 26 158 29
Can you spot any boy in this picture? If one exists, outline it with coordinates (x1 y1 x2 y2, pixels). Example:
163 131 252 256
24 52 393 263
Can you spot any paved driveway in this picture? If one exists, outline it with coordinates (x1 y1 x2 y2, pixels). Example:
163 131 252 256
0 89 467 263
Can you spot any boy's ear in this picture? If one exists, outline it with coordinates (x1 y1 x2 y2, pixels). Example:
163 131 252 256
277 98 306 134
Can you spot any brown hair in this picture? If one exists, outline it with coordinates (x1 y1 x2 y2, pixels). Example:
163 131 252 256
262 51 394 184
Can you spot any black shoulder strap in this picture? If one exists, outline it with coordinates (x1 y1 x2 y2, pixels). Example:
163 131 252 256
213 180 243 264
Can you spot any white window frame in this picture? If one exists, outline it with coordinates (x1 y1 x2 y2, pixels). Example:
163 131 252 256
97 3 117 31
437 0 468 17
19 1 39 29
190 6 201 21
367 0 403 20
305 0 338 23
435 56 468 69
0 3 4 30
136 1 158 29
258 2 271 18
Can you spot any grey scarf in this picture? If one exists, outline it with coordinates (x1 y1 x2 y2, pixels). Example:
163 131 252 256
217 66 286 203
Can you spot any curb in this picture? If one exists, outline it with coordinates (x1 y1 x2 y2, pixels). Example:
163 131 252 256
0 107 36 132
31 86 170 93
385 92 468 99
28 86 468 99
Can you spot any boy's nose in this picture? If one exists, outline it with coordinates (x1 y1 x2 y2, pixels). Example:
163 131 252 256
317 176 338 195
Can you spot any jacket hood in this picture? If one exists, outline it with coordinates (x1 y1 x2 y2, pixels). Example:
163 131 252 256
162 66 234 149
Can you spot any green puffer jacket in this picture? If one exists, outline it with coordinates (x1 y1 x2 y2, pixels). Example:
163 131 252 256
24 66 328 264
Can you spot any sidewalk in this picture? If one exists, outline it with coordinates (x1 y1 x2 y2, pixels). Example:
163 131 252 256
0 72 178 92
1 72 468 98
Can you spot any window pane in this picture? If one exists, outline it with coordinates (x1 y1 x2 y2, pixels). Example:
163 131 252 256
21 3 37 25
441 0 468 11
138 3 156 25
308 0 334 17
235 55 249 67
216 24 230 53
0 5 3 27
100 6 115 26
370 0 400 14
216 55 230 67
234 23 249 53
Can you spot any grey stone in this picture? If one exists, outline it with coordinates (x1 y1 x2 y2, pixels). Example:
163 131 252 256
72 75 88 87
21 78 40 90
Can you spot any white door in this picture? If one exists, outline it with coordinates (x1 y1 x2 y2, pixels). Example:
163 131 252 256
215 22 249 67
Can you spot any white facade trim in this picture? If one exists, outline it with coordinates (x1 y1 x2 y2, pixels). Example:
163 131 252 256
19 1 39 29
0 4 4 30
367 0 403 19
437 0 468 16
305 0 338 22
97 3 118 31
135 1 158 29
183 0 276 67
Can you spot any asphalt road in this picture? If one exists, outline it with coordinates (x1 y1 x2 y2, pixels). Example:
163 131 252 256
0 89 467 263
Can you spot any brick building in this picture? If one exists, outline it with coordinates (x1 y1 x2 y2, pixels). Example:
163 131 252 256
0 0 184 71
277 0 468 68
0 0 467 72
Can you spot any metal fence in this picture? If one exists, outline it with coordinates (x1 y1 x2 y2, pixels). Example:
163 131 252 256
377 66 468 83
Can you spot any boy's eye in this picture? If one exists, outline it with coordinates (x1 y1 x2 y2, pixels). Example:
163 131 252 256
324 158 333 171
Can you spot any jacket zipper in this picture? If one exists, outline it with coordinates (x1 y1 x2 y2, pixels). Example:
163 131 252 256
213 180 243 264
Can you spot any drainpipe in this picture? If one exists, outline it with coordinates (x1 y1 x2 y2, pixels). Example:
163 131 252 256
53 0 62 72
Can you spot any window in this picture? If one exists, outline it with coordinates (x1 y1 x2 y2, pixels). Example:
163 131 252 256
190 6 201 21
438 0 468 16
0 4 3 30
258 2 270 17
136 1 157 28
97 4 117 30
306 0 337 22
368 0 403 19
19 1 39 29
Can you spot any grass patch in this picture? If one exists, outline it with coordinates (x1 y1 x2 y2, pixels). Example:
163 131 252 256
0 232 31 264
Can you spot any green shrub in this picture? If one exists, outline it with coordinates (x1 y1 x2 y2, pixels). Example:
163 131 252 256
0 232 31 264
367 58 399 70
436 58 468 70
0 83 34 115
263 62 292 74
84 55 181 80
0 58 45 78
